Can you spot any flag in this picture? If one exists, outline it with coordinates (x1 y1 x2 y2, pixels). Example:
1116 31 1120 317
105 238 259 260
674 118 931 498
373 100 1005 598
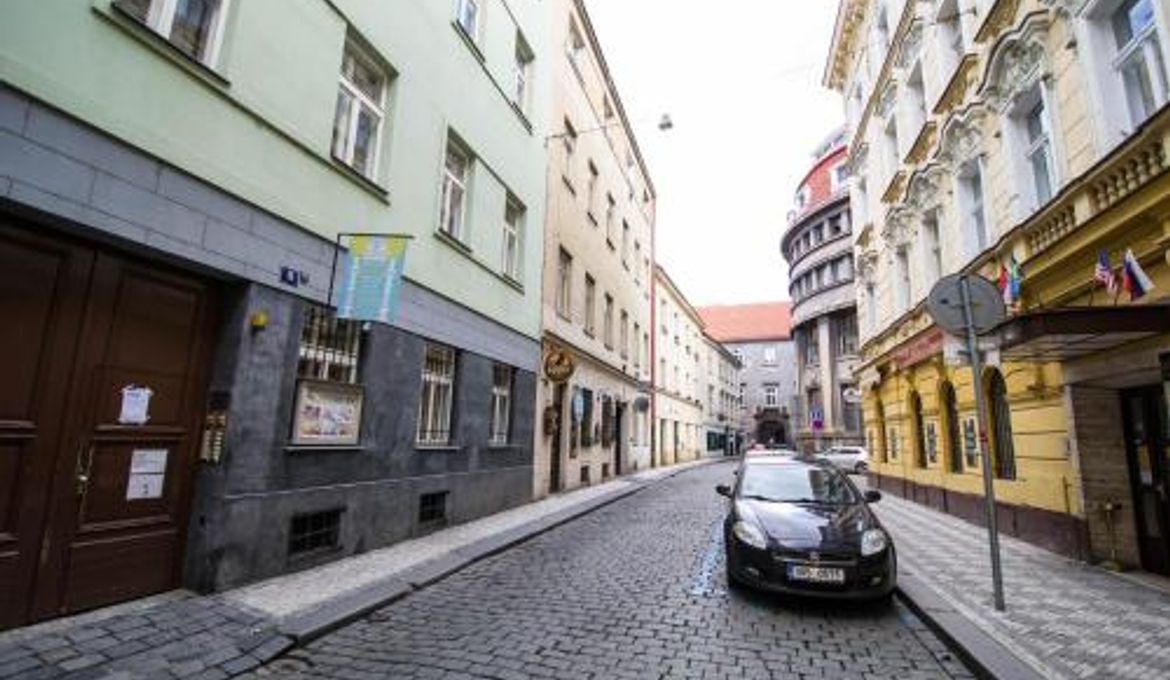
998 256 1022 306
1122 249 1155 300
1094 250 1118 294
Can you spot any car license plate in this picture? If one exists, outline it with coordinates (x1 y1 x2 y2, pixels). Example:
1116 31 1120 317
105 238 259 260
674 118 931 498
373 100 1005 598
787 565 845 583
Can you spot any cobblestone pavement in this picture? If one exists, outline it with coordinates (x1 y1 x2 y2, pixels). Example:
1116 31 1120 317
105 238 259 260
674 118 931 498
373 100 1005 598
248 462 973 680
872 491 1170 680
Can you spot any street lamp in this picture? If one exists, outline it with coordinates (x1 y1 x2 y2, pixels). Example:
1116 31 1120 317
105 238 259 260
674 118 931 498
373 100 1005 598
544 112 674 145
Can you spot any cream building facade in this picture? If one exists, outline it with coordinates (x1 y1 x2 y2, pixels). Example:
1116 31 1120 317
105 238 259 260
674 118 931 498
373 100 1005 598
535 0 656 498
654 267 705 466
828 0 1170 568
700 335 744 457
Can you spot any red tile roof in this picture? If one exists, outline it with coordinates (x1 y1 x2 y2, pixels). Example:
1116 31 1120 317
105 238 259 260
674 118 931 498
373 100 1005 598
697 302 793 343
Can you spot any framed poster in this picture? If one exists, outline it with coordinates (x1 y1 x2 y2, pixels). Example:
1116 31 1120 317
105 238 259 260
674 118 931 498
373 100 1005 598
291 379 364 446
963 416 978 467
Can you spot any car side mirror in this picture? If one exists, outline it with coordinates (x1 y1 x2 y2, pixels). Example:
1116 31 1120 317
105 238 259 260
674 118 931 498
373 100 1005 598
715 484 732 498
864 490 882 503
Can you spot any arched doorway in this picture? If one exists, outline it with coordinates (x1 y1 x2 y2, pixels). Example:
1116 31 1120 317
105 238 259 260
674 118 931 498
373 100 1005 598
986 369 1016 480
940 381 962 473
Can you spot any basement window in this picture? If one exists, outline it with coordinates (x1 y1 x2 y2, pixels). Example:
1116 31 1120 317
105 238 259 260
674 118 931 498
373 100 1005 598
419 491 449 528
288 509 342 557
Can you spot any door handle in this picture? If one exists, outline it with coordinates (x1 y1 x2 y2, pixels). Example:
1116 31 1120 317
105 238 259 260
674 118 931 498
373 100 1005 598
74 442 93 497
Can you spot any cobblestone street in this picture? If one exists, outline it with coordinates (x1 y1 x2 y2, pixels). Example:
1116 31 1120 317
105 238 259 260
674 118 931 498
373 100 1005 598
249 462 972 679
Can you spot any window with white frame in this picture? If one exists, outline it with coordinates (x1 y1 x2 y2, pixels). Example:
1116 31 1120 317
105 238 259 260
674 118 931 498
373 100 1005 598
764 384 779 408
440 142 471 241
118 0 229 66
633 322 641 368
762 345 778 366
1022 93 1055 207
937 0 966 77
895 246 911 312
854 175 870 225
1112 0 1168 127
417 344 456 446
621 221 631 265
830 163 849 194
866 282 878 332
605 193 616 242
514 33 534 113
502 199 523 281
603 294 615 349
906 62 928 135
557 248 573 319
922 209 942 286
455 0 480 39
883 116 900 184
489 364 512 445
587 162 599 220
620 310 629 359
956 159 987 259
331 41 387 180
584 273 596 335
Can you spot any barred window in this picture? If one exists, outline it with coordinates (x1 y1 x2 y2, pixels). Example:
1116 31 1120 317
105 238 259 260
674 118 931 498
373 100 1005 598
490 365 513 445
417 344 456 446
298 305 363 383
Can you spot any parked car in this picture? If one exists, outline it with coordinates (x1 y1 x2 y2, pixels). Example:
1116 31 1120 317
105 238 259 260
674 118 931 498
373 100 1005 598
746 442 799 457
715 456 895 600
818 446 869 474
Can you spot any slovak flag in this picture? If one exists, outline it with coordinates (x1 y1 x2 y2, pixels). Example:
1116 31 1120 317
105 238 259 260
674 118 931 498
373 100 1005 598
1122 249 1156 300
1094 250 1118 294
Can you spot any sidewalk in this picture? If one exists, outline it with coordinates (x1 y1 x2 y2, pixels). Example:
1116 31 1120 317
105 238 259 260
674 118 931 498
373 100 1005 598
0 460 716 680
873 492 1170 680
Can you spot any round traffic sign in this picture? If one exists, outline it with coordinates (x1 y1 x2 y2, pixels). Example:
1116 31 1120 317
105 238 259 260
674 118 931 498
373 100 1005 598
926 274 1005 336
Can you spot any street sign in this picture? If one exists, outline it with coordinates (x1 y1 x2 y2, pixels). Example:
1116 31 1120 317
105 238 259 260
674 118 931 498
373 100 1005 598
842 387 862 404
810 407 824 431
926 274 1005 335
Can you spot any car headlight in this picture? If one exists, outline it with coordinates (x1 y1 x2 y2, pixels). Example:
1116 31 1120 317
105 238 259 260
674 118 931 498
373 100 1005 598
732 521 768 550
861 528 888 557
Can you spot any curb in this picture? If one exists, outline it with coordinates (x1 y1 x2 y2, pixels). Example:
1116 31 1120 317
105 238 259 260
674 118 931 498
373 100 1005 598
896 574 1049 680
278 459 723 645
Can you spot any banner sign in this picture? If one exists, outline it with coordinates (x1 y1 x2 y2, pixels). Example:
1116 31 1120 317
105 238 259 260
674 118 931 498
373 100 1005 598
334 235 409 324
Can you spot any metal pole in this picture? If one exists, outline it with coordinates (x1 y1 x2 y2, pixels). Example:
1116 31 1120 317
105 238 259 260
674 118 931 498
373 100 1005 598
959 276 1006 611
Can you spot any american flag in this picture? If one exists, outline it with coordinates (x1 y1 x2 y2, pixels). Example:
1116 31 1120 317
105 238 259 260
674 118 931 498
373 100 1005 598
1095 251 1117 293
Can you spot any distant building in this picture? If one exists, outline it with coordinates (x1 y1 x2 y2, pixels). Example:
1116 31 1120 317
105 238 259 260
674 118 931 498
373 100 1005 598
653 266 705 465
781 129 863 451
700 335 744 457
697 304 797 447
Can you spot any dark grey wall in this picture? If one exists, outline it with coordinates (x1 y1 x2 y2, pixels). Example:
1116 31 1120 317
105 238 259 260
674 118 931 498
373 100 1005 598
185 285 536 592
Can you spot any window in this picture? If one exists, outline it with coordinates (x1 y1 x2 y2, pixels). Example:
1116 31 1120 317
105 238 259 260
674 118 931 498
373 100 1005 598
1022 94 1055 207
603 94 615 120
866 283 878 332
836 313 859 356
490 365 512 445
764 384 779 408
581 388 594 446
605 194 616 242
514 34 534 113
288 509 342 557
298 305 363 383
587 162 600 221
883 116 900 183
895 247 911 312
502 199 523 281
830 164 849 194
907 62 927 134
941 381 963 473
118 0 228 65
957 160 988 259
584 274 596 335
812 223 825 244
620 310 629 359
841 385 861 434
922 210 942 286
1112 0 1167 127
762 345 778 366
440 142 471 241
912 392 927 468
875 2 891 53
418 491 448 527
621 221 631 265
456 0 480 39
603 294 615 349
642 333 650 374
874 398 888 463
987 369 1017 479
417 344 456 446
803 332 820 366
330 41 386 180
938 0 966 74
633 241 642 283
854 176 870 225
633 323 641 368
557 248 573 319
568 20 587 72
562 119 578 165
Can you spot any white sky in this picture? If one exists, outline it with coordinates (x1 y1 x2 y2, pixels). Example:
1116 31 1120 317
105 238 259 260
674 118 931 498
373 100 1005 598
587 1 844 306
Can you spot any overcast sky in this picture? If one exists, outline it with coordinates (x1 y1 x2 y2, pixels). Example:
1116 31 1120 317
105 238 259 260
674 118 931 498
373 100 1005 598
586 1 843 306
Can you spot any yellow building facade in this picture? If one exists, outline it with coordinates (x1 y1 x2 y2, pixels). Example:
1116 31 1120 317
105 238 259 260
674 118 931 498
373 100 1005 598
827 0 1170 570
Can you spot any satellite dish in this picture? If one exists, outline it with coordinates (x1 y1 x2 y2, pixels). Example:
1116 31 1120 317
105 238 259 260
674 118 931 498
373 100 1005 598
926 274 1005 336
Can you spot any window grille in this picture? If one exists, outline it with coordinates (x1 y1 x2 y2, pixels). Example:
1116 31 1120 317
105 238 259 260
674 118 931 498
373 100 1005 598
288 509 342 557
298 305 363 383
418 491 449 527
417 344 457 446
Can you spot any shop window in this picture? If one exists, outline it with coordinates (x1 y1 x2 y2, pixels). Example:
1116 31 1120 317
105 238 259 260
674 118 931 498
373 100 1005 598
987 369 1017 479
912 391 927 468
417 344 457 446
581 388 594 447
288 508 342 557
941 381 963 473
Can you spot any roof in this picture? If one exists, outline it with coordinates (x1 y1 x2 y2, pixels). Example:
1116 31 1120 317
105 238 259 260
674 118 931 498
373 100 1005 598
696 302 794 343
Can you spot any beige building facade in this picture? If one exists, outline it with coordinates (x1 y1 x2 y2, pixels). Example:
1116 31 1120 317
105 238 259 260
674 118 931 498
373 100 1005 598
828 0 1170 567
535 0 656 498
653 267 705 465
701 335 744 457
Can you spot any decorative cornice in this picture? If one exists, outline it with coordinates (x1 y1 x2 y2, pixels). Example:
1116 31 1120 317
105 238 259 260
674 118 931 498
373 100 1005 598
932 54 980 117
936 104 988 168
880 169 908 204
979 11 1051 111
1039 0 1090 17
975 0 1023 44
905 121 938 166
825 0 868 91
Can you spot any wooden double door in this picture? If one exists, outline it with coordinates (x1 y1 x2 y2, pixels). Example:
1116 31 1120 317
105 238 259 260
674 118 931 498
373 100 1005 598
0 219 217 628
1123 385 1170 575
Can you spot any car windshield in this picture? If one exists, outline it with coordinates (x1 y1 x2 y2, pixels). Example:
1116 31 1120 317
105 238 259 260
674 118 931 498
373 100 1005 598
738 464 858 504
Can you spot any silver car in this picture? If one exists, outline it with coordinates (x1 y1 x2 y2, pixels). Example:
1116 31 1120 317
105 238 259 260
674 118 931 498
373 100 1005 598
819 446 869 474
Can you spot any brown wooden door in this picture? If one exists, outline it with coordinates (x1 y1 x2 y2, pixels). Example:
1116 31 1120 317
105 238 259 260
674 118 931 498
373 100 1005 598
1 219 216 626
1123 386 1170 576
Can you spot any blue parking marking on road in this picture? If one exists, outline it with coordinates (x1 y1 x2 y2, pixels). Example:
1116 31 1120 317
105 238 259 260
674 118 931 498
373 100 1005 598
688 520 727 598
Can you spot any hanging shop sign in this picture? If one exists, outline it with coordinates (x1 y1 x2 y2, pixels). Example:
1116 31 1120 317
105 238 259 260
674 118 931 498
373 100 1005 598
544 347 576 383
332 234 411 325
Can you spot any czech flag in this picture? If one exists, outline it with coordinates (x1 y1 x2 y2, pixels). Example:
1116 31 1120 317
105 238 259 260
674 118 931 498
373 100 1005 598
1122 249 1155 300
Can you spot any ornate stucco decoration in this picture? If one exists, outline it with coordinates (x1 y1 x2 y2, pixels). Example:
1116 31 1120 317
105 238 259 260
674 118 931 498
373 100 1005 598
895 20 924 71
881 206 918 248
1039 0 1089 17
979 12 1052 111
906 164 948 212
936 105 988 169
855 247 881 286
849 143 870 176
932 54 980 117
975 0 1023 44
825 0 869 91
876 81 899 120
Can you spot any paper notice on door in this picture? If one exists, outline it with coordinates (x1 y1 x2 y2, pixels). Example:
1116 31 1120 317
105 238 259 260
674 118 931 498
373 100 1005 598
126 449 167 500
126 473 164 500
119 386 153 425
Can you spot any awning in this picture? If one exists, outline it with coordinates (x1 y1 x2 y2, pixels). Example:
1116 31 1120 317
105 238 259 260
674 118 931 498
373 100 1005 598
994 304 1170 362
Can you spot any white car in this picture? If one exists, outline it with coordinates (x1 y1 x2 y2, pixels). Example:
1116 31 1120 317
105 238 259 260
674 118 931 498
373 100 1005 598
819 446 869 474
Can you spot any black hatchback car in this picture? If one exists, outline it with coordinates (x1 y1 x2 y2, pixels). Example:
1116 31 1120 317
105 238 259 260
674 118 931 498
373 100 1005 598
716 456 895 600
